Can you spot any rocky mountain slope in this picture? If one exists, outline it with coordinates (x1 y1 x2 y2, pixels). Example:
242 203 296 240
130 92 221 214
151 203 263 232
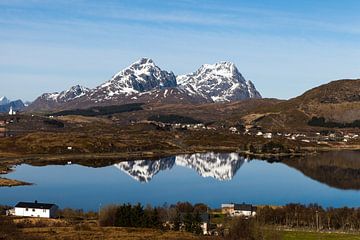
27 58 261 111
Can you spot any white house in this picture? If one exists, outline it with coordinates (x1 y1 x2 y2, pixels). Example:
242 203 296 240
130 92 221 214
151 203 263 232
8 106 16 116
221 203 257 217
13 201 58 218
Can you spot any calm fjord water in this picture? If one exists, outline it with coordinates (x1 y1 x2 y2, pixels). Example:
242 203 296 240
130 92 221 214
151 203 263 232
1 151 359 210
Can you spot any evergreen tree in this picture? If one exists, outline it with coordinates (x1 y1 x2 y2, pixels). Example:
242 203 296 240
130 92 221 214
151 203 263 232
184 212 193 232
192 211 203 235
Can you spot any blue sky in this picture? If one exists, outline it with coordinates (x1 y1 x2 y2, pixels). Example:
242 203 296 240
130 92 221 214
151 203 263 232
1 0 360 101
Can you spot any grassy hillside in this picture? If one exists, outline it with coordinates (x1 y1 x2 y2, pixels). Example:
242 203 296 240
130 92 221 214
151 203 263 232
245 79 360 131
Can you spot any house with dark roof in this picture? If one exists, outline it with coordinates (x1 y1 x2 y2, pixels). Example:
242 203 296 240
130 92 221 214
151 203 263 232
13 201 58 218
221 203 257 217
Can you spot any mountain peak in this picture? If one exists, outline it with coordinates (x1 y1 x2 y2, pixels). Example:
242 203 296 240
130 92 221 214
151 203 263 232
58 85 90 102
92 58 177 100
196 61 240 80
178 61 261 102
134 57 154 65
0 96 10 105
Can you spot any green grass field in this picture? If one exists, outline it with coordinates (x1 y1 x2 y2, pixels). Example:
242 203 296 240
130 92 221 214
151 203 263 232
283 230 360 240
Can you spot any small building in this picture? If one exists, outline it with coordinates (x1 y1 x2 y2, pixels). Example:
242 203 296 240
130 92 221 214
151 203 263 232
13 201 58 218
8 106 16 116
221 203 257 217
199 213 211 235
263 133 272 139
229 127 238 133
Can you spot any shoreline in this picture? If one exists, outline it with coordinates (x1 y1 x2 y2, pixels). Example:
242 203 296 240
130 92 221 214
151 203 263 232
0 177 32 187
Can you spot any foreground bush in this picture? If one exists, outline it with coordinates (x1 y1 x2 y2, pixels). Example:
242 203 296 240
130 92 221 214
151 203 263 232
226 217 283 240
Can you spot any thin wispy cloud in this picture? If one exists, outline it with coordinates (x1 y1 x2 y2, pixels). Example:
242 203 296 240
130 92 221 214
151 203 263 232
1 0 360 36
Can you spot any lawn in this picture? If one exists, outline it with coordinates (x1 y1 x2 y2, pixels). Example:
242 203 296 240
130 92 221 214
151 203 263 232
283 230 360 240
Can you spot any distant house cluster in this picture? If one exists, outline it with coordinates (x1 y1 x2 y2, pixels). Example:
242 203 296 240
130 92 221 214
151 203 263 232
136 120 213 131
227 124 360 145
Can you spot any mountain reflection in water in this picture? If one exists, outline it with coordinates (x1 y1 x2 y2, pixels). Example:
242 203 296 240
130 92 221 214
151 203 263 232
114 153 246 182
2 151 360 210
114 151 360 190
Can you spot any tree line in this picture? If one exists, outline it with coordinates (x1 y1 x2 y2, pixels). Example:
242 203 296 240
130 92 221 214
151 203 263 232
256 203 360 231
98 202 208 234
308 116 360 128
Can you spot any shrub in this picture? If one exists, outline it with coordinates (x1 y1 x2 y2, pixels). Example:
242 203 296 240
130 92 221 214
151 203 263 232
226 217 282 240
99 205 118 227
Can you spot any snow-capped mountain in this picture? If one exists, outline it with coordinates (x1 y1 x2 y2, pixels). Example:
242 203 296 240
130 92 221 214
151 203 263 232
114 152 247 182
27 85 90 111
27 58 262 111
89 58 177 102
177 62 261 102
0 96 10 106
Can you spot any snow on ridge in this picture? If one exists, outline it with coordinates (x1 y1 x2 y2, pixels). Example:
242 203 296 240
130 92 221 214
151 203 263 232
41 85 89 103
44 92 60 101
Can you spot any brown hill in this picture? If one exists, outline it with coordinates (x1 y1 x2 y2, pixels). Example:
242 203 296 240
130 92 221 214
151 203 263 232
243 79 360 131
